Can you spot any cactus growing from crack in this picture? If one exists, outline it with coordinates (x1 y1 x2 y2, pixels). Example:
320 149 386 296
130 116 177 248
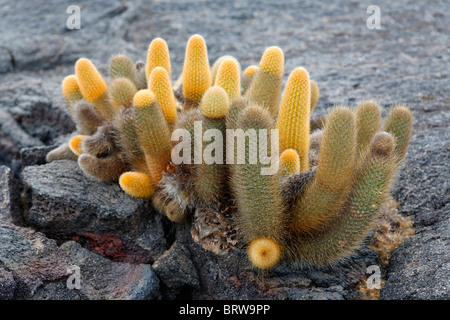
48 34 413 272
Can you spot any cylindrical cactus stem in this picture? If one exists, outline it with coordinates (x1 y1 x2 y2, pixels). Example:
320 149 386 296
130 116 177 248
133 89 172 182
114 107 145 168
276 67 311 171
148 66 178 126
109 77 137 109
214 58 241 102
119 171 156 199
247 238 282 270
134 61 148 90
355 101 381 156
81 122 120 158
109 54 137 85
241 65 258 95
225 96 249 130
279 149 300 175
75 58 115 121
194 86 230 203
182 34 211 108
61 75 83 115
290 107 357 235
78 153 127 181
231 105 286 269
46 143 79 162
68 135 87 156
310 80 320 112
210 55 241 86
383 105 413 164
72 100 104 136
145 37 171 81
245 46 284 119
287 132 396 265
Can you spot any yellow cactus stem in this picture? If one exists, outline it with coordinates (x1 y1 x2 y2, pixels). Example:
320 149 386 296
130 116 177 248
133 89 172 182
182 34 211 108
199 86 230 119
61 75 83 112
68 135 87 156
109 77 138 110
210 55 238 85
290 107 357 235
310 80 320 112
119 171 156 199
241 65 258 94
148 66 178 125
279 149 301 175
276 67 311 171
214 58 241 102
247 238 281 270
75 58 108 102
75 58 115 121
245 46 284 119
355 101 381 155
383 105 413 164
145 37 171 80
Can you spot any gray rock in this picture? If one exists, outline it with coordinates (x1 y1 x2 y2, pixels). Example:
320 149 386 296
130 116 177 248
52 241 160 300
152 240 200 294
0 268 16 300
380 218 450 300
0 0 448 300
21 160 167 264
0 223 70 298
0 166 21 224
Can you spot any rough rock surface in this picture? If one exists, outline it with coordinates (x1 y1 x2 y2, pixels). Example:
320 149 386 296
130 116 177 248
21 160 167 264
0 0 448 300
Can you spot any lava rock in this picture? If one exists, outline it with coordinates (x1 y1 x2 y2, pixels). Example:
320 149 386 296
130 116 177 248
0 166 21 224
0 223 70 298
48 241 160 300
21 160 167 264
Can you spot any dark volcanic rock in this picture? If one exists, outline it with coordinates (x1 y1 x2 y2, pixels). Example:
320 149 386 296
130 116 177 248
0 0 448 300
46 241 160 300
0 165 22 225
0 223 70 298
21 160 167 264
380 221 450 300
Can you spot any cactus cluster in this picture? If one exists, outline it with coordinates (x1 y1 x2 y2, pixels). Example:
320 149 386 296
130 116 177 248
48 34 412 270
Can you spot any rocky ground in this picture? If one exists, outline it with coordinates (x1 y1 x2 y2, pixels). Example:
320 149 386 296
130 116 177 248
0 0 448 300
